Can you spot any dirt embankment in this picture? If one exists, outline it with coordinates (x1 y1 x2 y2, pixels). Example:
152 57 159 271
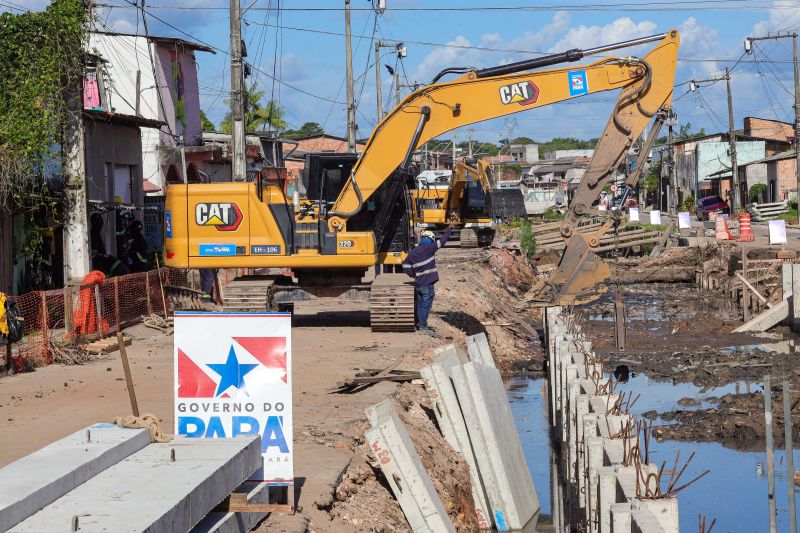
320 384 478 532
300 246 546 532
432 247 545 374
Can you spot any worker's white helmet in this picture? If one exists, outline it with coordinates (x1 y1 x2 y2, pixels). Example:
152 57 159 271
420 230 436 242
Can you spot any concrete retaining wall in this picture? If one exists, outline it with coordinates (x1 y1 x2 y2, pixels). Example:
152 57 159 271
545 306 680 533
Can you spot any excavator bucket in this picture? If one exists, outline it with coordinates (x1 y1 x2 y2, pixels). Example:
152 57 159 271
527 234 611 306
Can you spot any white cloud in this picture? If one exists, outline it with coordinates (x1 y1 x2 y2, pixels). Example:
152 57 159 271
410 11 572 83
547 17 658 52
752 0 800 34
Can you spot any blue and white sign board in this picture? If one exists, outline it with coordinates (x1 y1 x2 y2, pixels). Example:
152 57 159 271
650 210 662 225
769 220 787 245
174 312 293 485
628 207 640 222
678 211 692 229
568 70 588 96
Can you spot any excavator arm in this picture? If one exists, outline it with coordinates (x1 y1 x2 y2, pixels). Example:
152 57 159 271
328 30 680 236
331 30 679 305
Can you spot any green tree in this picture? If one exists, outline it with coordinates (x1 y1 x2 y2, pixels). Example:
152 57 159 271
220 82 287 134
677 122 706 141
282 121 325 139
519 219 537 258
200 110 216 133
642 159 662 192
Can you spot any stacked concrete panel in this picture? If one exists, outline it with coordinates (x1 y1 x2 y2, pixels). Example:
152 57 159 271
449 361 539 531
10 435 262 533
545 307 681 533
0 424 151 531
421 345 493 529
364 401 456 532
465 333 497 369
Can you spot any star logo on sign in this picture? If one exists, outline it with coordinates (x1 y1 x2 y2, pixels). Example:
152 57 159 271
207 346 258 397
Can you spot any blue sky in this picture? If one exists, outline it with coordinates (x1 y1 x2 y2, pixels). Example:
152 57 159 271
10 0 800 143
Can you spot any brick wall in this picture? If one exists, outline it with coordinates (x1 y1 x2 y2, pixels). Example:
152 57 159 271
776 158 798 199
744 117 794 143
294 135 365 154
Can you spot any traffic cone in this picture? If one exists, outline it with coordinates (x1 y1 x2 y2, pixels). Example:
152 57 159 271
739 213 754 242
715 216 731 241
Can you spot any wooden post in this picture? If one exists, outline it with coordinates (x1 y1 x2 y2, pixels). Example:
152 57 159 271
5 341 12 375
113 277 121 332
765 375 778 533
40 291 50 363
784 382 797 533
64 286 73 338
154 257 168 317
743 287 751 322
93 285 104 338
117 331 139 417
145 271 153 315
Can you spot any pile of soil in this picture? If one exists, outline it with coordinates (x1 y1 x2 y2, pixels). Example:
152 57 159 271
432 247 545 374
325 384 478 532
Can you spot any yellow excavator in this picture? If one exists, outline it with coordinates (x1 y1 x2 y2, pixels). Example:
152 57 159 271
164 30 680 329
411 158 526 248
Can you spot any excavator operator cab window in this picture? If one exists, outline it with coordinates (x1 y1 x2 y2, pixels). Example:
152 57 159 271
303 153 359 206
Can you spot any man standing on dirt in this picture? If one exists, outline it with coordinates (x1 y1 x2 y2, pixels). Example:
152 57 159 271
402 225 452 335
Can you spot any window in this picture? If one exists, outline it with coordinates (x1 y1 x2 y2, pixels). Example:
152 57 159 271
114 165 133 204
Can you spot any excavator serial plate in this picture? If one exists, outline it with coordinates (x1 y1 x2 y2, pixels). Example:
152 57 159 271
369 274 416 332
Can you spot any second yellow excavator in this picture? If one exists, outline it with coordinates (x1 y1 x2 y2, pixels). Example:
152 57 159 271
411 158 527 248
164 30 681 329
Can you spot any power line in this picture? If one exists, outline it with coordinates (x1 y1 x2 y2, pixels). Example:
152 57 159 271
139 0 799 13
241 19 795 65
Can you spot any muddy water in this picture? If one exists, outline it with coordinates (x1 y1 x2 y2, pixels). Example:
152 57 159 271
507 375 800 532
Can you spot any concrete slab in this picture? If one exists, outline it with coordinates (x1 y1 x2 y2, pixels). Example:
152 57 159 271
465 333 496 368
449 362 539 531
364 404 455 533
420 347 493 529
733 299 788 332
0 423 150 531
11 435 261 533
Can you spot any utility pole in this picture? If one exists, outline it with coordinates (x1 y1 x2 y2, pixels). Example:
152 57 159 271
726 67 740 212
452 132 457 167
394 68 401 107
667 110 677 214
344 0 356 151
374 41 383 123
794 34 799 203
467 129 474 158
230 0 246 181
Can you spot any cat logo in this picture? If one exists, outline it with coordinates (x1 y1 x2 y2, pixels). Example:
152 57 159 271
195 203 243 231
498 81 540 106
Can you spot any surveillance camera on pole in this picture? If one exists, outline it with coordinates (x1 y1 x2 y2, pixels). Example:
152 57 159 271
374 0 386 14
689 80 697 92
744 38 753 54
397 44 407 58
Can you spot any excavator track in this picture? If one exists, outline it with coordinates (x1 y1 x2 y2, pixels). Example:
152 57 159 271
459 228 479 248
222 276 273 312
370 274 416 332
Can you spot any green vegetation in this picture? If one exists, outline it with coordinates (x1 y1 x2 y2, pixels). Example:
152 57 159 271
680 193 696 213
220 82 286 133
543 207 565 220
502 217 527 229
623 222 667 232
283 121 325 139
0 0 87 208
779 208 799 225
519 218 537 258
642 160 662 193
200 110 216 133
748 183 767 203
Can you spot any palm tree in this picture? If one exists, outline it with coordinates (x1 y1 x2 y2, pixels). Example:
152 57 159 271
220 82 287 133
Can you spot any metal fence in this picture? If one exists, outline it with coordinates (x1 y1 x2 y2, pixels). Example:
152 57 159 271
5 268 191 372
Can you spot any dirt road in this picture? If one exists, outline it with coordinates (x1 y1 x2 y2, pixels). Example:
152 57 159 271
0 246 543 532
